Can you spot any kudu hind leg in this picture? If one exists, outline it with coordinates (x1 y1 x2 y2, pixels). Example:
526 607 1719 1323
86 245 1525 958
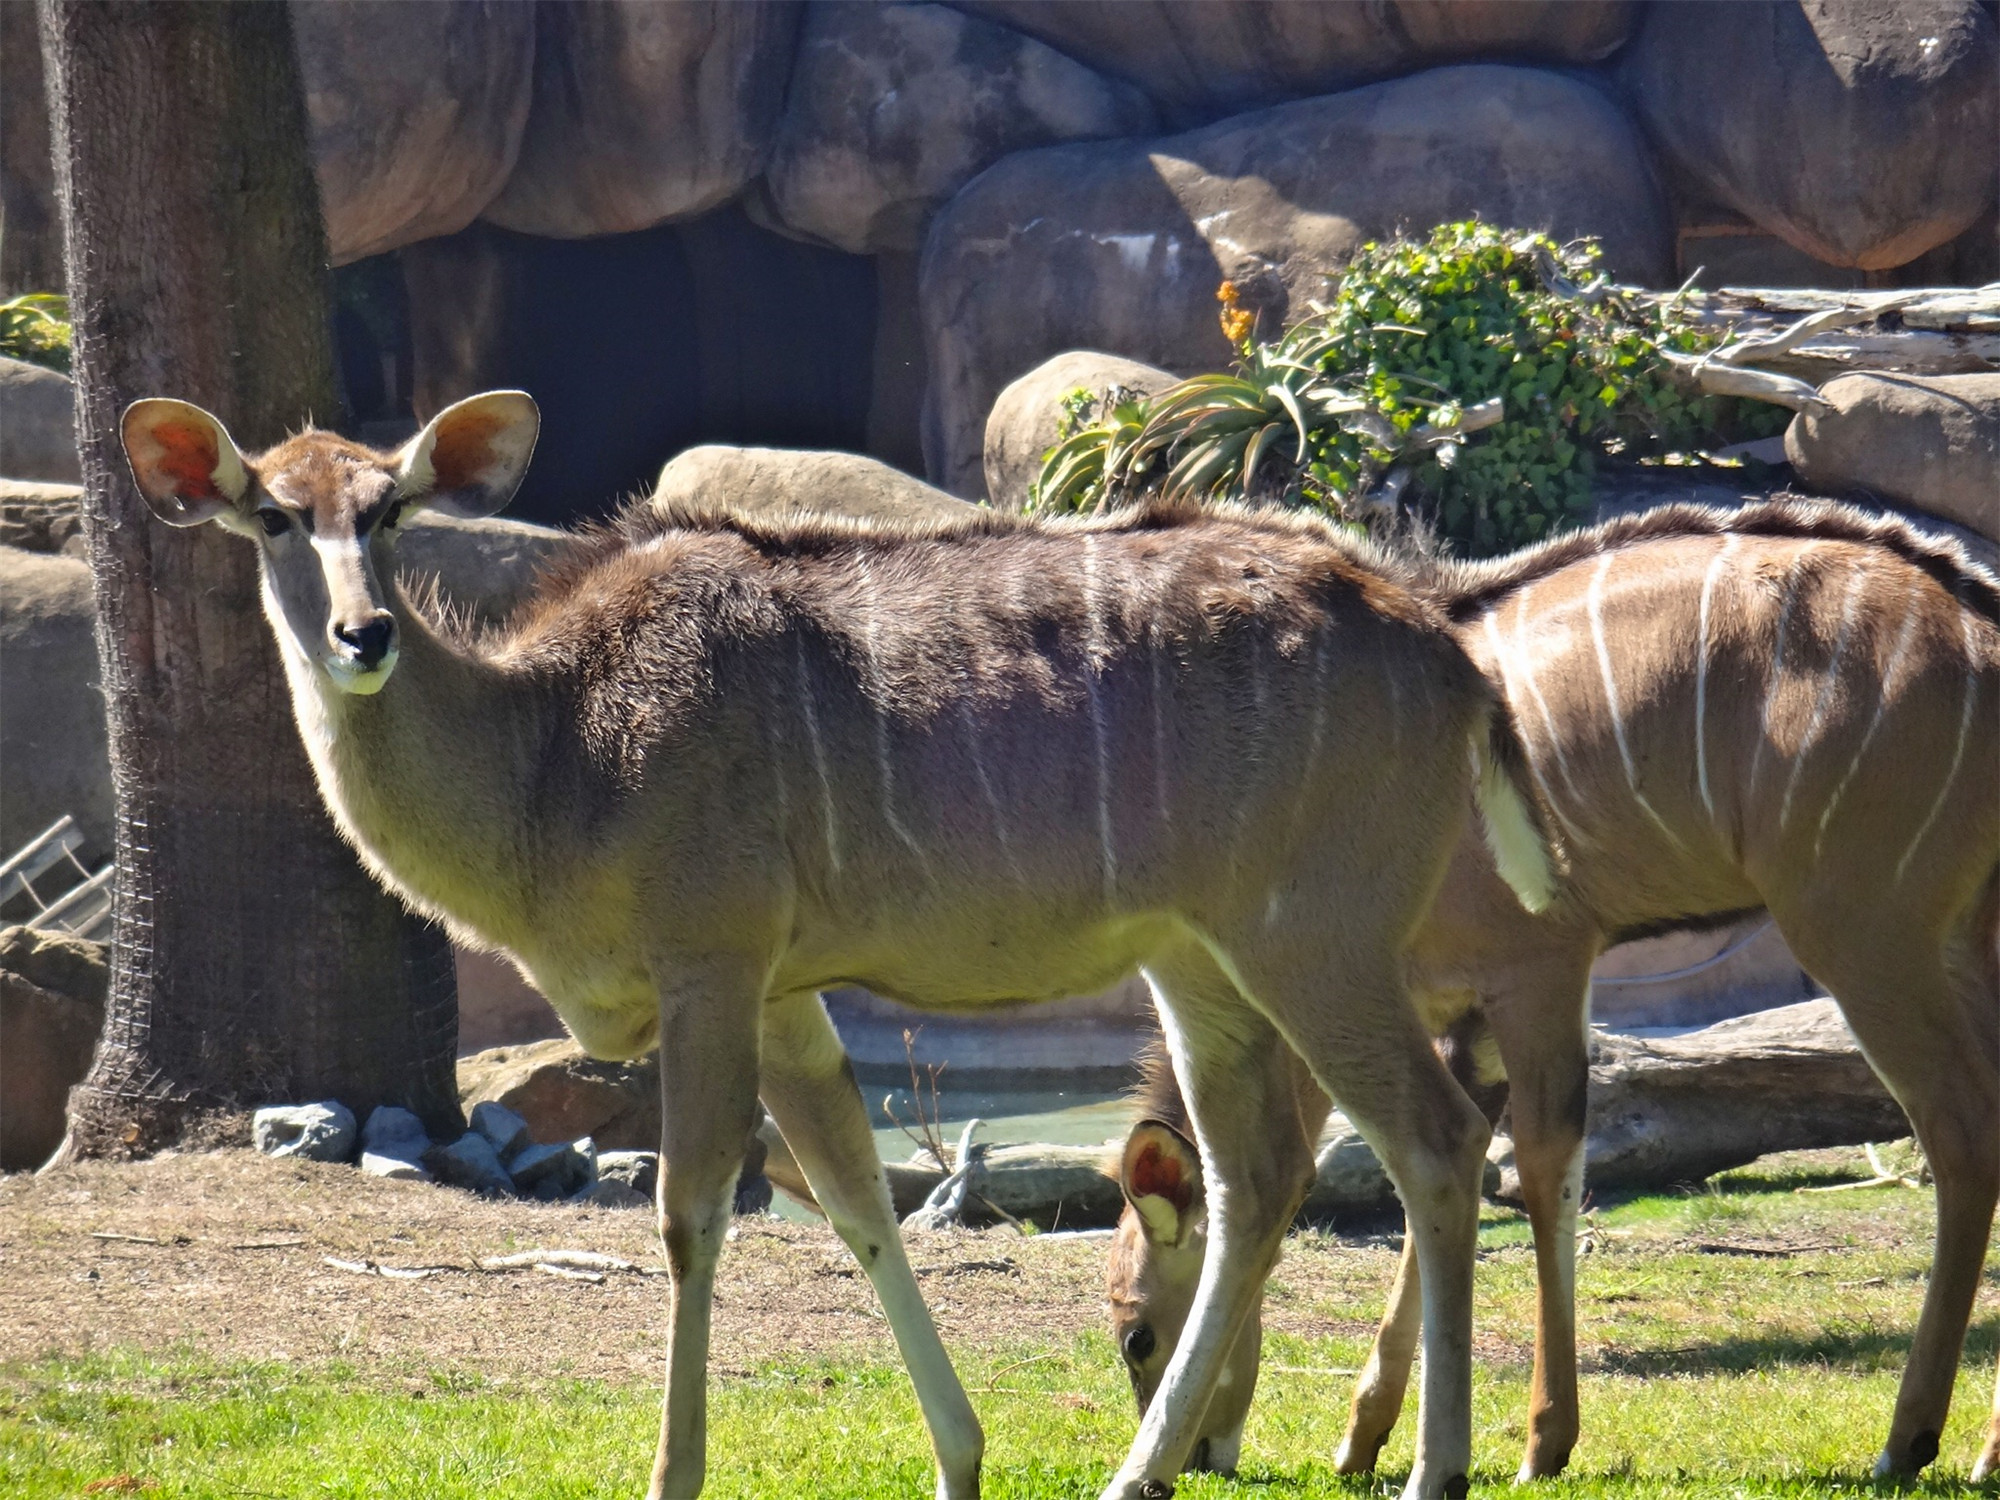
1335 1230 1423 1474
758 993 983 1499
1104 948 1318 1500
649 960 765 1500
1238 947 1491 1500
1483 963 1594 1482
1785 922 1999 1479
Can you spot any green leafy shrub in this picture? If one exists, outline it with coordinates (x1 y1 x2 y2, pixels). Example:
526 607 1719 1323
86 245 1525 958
1028 222 1789 555
0 292 72 374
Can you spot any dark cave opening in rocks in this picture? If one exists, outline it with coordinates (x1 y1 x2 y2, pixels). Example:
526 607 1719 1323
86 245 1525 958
334 205 888 528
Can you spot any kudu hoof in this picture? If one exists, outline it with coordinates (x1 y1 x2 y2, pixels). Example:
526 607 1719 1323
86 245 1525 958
1874 1429 1942 1479
1334 1427 1392 1475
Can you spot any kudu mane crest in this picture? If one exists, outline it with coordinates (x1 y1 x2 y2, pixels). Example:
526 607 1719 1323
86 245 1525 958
1427 496 2000 625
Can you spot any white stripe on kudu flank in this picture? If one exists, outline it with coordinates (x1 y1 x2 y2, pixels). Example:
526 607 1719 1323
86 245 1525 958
1814 581 1923 861
794 635 841 875
1481 607 1584 846
1780 564 1869 829
1150 649 1173 832
1694 534 1742 822
1081 537 1119 904
1897 608 1981 883
854 559 933 878
1588 551 1686 851
1747 550 1809 796
1510 587 1592 827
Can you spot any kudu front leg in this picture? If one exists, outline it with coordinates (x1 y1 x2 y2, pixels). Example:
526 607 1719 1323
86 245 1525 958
759 993 983 1500
649 960 764 1500
1104 950 1317 1500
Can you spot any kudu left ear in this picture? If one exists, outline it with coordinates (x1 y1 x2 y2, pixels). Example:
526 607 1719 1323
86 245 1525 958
395 390 540 518
1119 1119 1204 1249
121 398 251 526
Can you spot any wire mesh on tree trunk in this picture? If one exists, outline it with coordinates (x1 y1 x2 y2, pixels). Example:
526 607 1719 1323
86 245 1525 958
38 0 462 1158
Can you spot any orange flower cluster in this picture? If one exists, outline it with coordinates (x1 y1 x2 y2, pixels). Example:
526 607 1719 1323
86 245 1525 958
1215 281 1255 346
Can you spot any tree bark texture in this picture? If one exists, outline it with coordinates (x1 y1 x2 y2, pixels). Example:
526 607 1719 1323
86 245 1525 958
38 0 461 1157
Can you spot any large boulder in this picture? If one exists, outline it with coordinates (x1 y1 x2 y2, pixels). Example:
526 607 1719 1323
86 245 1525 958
0 356 78 484
0 926 107 1172
765 2 1155 255
0 480 85 557
947 1 1639 124
920 63 1672 496
294 0 536 263
1785 372 2000 544
1625 0 1998 271
983 350 1176 509
394 511 568 628
0 545 108 858
482 1 803 237
650 444 977 524
458 1039 661 1151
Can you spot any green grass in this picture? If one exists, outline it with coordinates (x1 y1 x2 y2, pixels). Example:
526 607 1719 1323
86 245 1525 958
5 1161 1996 1498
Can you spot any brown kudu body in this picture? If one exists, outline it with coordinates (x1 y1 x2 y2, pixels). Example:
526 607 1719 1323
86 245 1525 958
1107 500 2000 1484
119 391 1555 1500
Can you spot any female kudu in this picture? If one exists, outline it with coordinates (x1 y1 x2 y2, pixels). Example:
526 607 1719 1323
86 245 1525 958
1106 500 2000 1485
121 390 1555 1500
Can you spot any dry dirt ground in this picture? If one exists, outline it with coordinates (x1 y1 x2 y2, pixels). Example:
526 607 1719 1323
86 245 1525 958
0 1151 1221 1388
3 1148 1928 1392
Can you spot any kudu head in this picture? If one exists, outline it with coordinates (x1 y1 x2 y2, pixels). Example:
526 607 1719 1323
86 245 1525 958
120 391 540 694
1105 1119 1260 1473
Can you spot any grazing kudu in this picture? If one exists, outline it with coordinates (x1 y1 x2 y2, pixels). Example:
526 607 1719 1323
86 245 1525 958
1106 500 2000 1484
121 390 1556 1500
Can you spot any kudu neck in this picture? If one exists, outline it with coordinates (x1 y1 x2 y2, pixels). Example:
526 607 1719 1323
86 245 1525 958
277 570 535 947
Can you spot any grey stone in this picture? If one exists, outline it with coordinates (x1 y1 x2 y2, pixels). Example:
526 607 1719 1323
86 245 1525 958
508 1136 595 1197
1786 372 2000 545
468 1099 532 1160
766 2 1155 255
427 1131 517 1195
359 1151 432 1183
983 350 1176 509
1625 0 1997 269
0 545 111 858
921 63 1672 495
0 356 79 484
948 0 1639 125
252 1102 359 1164
359 1104 430 1163
569 1178 652 1210
594 1149 659 1198
649 445 978 525
482 1 803 238
293 0 536 262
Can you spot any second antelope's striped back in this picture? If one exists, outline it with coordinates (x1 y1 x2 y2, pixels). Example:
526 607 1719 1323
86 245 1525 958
1441 500 2000 937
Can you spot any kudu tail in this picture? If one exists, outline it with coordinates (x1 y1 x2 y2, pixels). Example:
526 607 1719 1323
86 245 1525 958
1471 703 1560 915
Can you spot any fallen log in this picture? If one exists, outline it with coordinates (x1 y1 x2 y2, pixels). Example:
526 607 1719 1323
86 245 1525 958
1569 998 1906 1196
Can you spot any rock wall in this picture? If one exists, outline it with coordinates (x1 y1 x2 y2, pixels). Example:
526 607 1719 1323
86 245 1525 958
5 0 1991 500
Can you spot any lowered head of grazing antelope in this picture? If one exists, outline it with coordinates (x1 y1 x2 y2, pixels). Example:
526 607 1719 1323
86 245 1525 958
123 388 1559 1500
122 390 539 697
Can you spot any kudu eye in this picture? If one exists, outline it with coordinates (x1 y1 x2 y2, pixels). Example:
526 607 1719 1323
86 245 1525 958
256 508 290 537
1123 1325 1156 1366
380 500 404 530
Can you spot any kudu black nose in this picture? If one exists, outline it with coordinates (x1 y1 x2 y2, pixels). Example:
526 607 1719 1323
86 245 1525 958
334 615 396 669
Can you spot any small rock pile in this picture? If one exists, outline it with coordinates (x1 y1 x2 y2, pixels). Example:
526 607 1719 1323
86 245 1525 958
251 1098 658 1209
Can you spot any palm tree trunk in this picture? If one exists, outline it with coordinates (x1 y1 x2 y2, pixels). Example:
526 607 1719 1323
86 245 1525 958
38 0 462 1159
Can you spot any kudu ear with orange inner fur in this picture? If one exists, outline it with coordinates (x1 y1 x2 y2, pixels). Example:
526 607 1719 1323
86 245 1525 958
394 391 540 519
121 399 251 527
1119 1120 1204 1249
